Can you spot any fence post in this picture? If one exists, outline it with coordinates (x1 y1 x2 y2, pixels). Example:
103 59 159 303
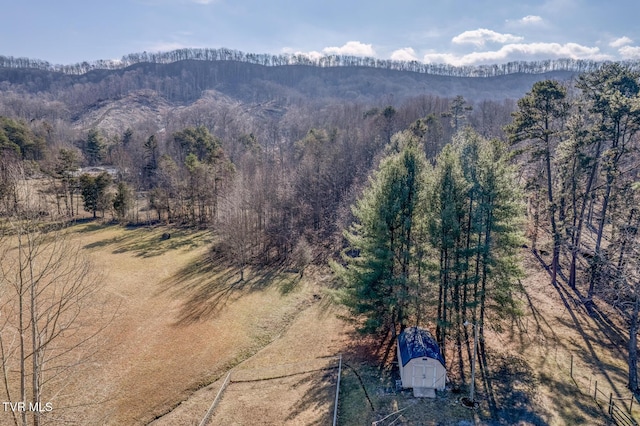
630 394 634 413
333 354 342 426
594 381 598 400
609 392 613 416
570 354 573 379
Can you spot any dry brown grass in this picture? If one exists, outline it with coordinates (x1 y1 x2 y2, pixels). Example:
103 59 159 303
2 221 632 425
152 272 350 425
334 248 636 425
5 222 343 426
468 248 632 425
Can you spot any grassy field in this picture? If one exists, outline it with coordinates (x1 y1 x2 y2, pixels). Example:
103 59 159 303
1 221 340 425
1 222 636 425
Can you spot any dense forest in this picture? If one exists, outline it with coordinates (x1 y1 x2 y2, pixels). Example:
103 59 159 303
2 53 640 400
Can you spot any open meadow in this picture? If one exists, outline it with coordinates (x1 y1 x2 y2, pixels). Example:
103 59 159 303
0 221 637 425
0 221 348 425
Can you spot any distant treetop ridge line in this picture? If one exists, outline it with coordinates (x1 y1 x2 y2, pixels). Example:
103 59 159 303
0 47 637 78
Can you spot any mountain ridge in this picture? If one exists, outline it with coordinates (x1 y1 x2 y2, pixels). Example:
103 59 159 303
0 57 580 105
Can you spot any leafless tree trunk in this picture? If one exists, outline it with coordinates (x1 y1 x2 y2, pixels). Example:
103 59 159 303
0 218 105 425
217 173 254 281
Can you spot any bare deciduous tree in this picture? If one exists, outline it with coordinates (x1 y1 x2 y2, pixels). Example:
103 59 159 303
0 218 106 426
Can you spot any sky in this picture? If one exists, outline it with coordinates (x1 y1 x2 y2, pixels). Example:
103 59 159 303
2 0 640 67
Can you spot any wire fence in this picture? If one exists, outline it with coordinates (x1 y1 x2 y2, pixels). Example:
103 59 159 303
230 356 340 382
199 356 342 426
554 346 638 426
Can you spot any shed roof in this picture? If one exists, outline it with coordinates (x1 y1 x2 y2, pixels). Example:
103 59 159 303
397 327 445 367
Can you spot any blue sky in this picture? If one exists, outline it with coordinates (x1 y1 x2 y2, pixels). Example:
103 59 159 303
2 0 639 66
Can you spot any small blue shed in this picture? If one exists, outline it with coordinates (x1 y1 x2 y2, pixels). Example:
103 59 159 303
397 327 446 391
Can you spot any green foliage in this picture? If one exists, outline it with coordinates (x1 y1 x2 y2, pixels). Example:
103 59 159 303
239 133 260 154
79 172 112 218
122 128 134 146
446 95 473 132
334 128 524 345
142 134 159 188
506 79 569 147
332 132 429 334
0 116 45 160
112 181 132 220
85 129 105 166
173 125 222 164
55 148 80 177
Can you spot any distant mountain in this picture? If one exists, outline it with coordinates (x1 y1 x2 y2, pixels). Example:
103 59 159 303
0 49 612 137
0 56 581 106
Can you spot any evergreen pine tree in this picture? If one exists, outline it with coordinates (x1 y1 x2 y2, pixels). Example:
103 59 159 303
332 132 429 335
85 129 105 166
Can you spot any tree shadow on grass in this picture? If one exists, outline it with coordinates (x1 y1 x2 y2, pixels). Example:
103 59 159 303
478 353 551 425
538 370 607 425
283 367 338 425
157 253 289 326
528 248 627 399
70 218 110 232
82 225 210 257
338 329 398 367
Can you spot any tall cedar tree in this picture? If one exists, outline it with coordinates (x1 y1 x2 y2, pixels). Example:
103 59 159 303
428 129 524 368
112 181 133 221
332 132 428 335
427 143 469 362
85 129 105 166
79 172 112 218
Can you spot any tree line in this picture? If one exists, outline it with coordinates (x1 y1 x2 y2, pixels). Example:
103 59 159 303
0 48 632 78
331 125 523 385
2 89 510 264
329 62 640 393
506 63 640 392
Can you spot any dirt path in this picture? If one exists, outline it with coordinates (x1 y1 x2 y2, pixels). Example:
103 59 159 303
150 277 350 426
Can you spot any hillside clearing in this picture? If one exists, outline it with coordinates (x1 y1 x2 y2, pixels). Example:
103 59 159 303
27 222 339 425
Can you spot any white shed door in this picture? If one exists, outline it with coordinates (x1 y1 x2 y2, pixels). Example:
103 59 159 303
412 364 435 388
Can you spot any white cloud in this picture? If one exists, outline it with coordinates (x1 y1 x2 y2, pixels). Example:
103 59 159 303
303 51 325 61
452 29 524 47
421 52 460 64
322 41 376 57
610 36 633 48
520 15 543 24
147 41 197 52
281 48 323 61
390 47 419 62
424 42 610 66
287 41 376 60
619 45 640 59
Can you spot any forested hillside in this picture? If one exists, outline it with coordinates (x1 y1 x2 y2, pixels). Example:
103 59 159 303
2 51 640 423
